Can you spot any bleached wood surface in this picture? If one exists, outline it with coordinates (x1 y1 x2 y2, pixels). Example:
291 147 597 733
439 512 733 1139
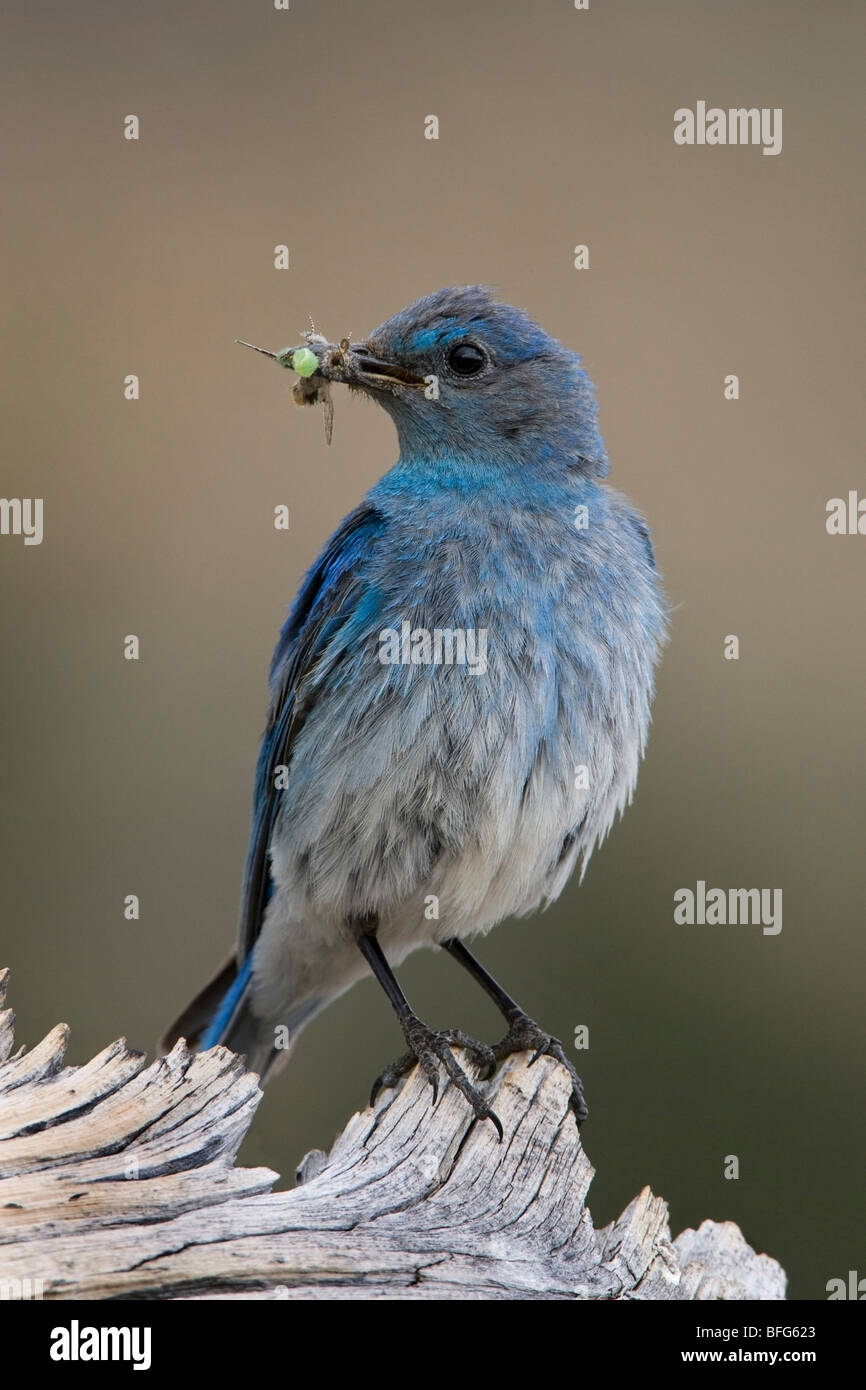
0 968 785 1300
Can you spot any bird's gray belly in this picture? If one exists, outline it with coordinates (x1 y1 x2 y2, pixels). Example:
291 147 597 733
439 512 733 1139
266 624 639 961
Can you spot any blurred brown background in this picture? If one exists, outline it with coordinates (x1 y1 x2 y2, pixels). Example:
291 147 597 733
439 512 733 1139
1 0 863 1300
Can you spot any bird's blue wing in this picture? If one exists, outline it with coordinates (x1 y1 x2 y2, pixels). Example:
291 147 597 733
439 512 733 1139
236 501 387 963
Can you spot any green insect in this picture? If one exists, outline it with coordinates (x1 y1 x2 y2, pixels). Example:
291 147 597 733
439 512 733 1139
290 347 319 377
236 335 335 444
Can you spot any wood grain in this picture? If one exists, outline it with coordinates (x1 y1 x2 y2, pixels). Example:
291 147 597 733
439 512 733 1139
0 969 786 1300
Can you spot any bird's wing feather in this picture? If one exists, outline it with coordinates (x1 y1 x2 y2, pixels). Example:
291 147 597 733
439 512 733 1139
237 501 386 961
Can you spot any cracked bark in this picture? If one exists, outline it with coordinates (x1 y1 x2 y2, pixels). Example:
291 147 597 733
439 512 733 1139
0 969 786 1300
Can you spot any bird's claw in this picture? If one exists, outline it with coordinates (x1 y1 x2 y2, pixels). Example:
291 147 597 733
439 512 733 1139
494 1014 588 1126
371 1021 502 1139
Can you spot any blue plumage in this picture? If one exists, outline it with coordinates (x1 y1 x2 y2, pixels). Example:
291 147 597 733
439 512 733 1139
164 287 667 1129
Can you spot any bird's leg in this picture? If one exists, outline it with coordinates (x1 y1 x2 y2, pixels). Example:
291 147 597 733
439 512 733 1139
351 920 502 1138
442 938 588 1125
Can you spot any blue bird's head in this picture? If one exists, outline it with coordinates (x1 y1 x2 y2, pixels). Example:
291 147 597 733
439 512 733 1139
277 286 608 477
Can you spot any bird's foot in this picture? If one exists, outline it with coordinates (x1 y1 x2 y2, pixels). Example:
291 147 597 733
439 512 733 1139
494 1013 588 1126
371 1021 502 1139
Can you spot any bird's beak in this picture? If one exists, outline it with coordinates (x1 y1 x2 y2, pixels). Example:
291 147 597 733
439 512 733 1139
318 342 427 392
235 337 426 392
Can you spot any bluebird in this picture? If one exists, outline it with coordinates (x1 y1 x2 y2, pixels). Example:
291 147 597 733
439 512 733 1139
163 287 667 1133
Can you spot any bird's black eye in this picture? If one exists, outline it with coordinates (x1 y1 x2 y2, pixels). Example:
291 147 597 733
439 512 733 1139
447 342 487 376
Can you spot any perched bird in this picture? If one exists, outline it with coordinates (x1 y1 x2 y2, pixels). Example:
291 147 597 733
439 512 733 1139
163 286 666 1132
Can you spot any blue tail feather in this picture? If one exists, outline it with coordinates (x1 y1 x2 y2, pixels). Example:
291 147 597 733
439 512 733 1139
200 952 254 1049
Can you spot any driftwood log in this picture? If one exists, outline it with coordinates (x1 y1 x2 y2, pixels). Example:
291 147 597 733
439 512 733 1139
0 969 785 1300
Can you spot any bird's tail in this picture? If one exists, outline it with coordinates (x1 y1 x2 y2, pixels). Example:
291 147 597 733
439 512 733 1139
160 951 315 1082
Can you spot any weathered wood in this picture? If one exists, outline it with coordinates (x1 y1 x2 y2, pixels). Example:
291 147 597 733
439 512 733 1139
0 969 785 1300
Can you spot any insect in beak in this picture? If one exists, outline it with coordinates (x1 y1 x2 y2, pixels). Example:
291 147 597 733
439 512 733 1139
236 335 337 445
